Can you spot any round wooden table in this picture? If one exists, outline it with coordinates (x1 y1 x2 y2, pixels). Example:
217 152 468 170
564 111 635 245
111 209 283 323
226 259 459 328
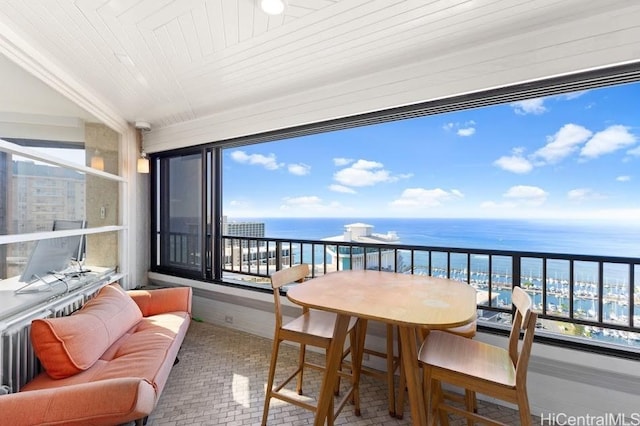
287 269 478 426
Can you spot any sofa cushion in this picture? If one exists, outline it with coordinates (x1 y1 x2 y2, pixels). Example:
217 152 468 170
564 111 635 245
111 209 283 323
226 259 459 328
31 284 143 379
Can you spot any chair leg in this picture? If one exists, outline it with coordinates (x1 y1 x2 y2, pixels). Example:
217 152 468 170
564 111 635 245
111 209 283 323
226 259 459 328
465 389 477 412
385 324 396 417
328 396 335 426
332 350 341 396
423 367 434 426
349 325 361 416
434 380 449 426
463 389 477 426
262 338 281 426
517 388 533 426
296 343 306 395
395 331 406 419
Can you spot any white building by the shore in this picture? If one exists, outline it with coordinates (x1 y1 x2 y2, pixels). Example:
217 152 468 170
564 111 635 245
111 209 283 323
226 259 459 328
322 223 400 271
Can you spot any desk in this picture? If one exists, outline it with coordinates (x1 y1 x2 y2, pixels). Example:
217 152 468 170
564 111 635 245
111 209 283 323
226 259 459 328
286 270 477 426
0 267 116 321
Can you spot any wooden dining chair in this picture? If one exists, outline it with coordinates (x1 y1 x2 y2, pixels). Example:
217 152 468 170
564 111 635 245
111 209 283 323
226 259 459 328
418 286 537 425
261 264 361 426
394 319 478 420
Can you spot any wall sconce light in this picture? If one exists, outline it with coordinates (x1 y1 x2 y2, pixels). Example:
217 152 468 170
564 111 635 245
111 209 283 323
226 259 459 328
135 121 151 174
90 150 104 171
137 152 149 174
261 0 286 15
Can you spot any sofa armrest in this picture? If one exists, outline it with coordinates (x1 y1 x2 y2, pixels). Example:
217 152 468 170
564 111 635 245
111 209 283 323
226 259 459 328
0 378 156 426
128 286 192 317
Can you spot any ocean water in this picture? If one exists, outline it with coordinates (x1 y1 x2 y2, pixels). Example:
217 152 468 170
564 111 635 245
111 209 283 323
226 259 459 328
254 218 640 258
231 217 640 346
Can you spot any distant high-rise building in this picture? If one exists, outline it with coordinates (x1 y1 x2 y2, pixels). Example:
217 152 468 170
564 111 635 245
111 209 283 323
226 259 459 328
221 216 284 269
4 160 85 276
222 216 265 238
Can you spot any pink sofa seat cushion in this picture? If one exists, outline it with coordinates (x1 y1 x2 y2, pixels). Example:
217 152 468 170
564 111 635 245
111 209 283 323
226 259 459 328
95 313 191 391
23 312 190 396
30 284 143 379
5 378 156 426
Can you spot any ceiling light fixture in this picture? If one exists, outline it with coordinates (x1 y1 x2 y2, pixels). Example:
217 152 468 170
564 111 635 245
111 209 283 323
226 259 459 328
137 152 149 174
134 121 151 174
261 0 285 15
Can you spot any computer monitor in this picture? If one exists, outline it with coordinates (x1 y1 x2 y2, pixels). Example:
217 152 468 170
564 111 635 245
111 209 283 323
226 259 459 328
18 234 83 284
52 219 87 262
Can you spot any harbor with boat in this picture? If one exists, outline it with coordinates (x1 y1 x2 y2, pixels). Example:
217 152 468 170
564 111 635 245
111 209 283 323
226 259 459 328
312 222 640 347
223 219 640 348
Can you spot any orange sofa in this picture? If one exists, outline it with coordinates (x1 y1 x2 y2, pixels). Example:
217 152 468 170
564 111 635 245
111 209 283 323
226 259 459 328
0 283 192 426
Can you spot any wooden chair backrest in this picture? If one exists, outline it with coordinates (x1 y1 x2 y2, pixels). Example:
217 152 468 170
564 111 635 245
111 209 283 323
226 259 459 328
508 286 537 387
270 264 310 329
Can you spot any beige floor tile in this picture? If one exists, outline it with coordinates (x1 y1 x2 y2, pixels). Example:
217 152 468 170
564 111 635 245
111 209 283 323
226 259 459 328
139 321 538 425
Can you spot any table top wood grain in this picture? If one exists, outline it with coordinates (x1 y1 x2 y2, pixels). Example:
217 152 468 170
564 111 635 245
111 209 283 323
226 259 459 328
286 269 477 329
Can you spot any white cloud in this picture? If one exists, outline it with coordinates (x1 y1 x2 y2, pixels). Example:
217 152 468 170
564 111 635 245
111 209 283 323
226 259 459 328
333 159 407 187
493 151 533 174
503 185 548 206
353 159 383 169
628 145 640 156
560 90 589 100
580 125 637 159
616 175 631 182
510 98 547 115
390 188 462 208
333 157 353 166
457 127 475 137
567 188 606 201
229 150 282 170
444 121 476 136
532 123 592 164
288 163 310 176
329 184 356 194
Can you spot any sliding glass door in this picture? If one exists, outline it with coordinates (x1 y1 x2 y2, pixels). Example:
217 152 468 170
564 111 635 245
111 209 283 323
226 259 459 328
153 150 206 278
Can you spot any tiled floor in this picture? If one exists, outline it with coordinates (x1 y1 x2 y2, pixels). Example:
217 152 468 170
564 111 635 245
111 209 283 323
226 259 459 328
144 320 538 425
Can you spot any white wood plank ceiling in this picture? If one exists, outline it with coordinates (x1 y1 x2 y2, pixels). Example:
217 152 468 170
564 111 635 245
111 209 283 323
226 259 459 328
1 0 640 139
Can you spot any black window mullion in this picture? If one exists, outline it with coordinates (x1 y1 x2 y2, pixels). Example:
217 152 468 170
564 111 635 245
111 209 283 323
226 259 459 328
212 147 223 281
159 157 170 267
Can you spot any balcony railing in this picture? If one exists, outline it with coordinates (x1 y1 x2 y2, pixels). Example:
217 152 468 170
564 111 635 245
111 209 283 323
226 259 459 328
163 233 640 355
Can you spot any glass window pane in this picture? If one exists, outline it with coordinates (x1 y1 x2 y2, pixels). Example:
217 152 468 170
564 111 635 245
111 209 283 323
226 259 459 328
0 231 118 282
1 154 120 235
157 153 203 273
2 123 120 173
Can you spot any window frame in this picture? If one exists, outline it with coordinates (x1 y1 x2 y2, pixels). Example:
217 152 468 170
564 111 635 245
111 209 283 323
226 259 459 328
148 63 640 359
151 146 211 280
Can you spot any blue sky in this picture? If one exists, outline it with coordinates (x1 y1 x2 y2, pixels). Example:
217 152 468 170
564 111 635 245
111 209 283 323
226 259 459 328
223 82 640 221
